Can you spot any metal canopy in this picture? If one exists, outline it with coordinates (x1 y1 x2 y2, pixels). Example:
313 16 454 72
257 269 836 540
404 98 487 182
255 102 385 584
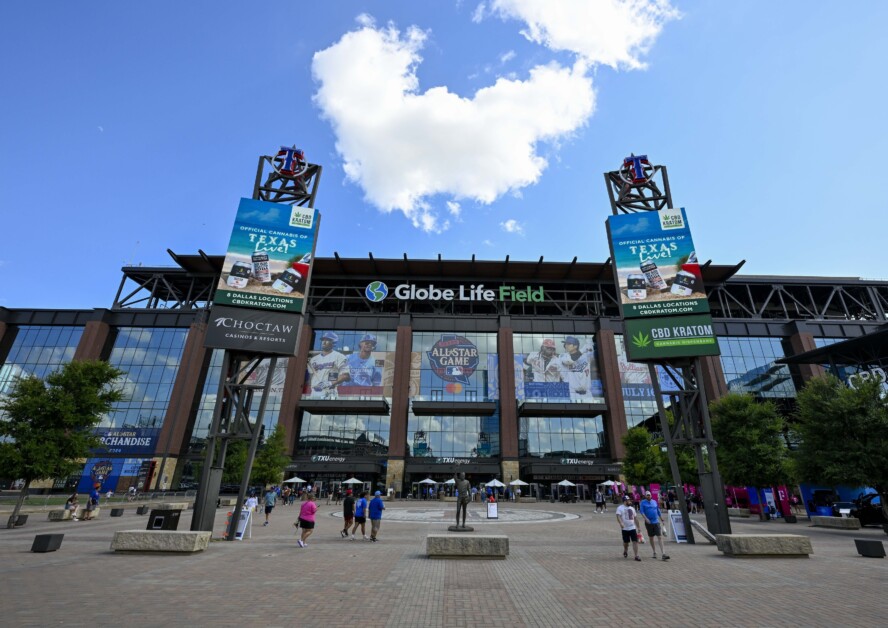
778 325 888 367
517 402 607 417
299 399 391 415
410 401 498 416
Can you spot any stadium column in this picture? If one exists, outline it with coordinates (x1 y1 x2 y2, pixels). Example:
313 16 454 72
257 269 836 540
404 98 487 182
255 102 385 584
385 319 412 496
597 329 628 460
154 320 209 489
278 321 313 455
787 327 826 381
699 355 728 403
72 315 113 361
497 324 519 483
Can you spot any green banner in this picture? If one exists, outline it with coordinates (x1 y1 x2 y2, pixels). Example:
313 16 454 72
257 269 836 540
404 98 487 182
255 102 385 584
623 314 720 361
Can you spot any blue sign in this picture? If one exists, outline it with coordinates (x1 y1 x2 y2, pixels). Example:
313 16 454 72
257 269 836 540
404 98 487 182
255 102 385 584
93 427 159 455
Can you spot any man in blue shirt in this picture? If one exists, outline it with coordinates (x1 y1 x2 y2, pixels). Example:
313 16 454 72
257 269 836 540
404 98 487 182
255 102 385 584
368 490 386 542
351 491 369 540
263 487 277 526
639 490 670 560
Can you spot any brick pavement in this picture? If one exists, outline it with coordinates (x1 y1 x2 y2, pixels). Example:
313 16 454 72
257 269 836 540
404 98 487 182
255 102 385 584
0 501 885 627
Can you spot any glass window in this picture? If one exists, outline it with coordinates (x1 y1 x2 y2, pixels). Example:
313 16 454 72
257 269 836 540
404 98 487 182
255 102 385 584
511 333 604 403
0 325 84 398
519 416 607 458
303 330 396 400
296 412 390 456
407 411 500 458
717 337 796 398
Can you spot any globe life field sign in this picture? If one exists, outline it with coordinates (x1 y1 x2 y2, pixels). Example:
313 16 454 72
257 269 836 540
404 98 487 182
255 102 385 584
606 207 719 361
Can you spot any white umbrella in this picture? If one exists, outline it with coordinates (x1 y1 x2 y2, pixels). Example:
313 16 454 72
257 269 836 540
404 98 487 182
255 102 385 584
509 479 529 486
557 479 576 487
599 480 617 486
443 478 456 485
419 478 437 485
485 479 505 488
283 476 306 483
342 477 363 484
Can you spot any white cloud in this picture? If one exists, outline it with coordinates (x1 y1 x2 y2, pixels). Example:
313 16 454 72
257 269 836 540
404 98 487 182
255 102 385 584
482 239 494 247
487 0 680 69
313 5 676 232
446 201 462 218
500 219 524 235
313 21 595 232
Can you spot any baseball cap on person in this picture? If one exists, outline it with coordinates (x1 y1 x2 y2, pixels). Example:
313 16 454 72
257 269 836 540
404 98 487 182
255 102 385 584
374 491 381 496
645 491 652 496
563 336 579 346
541 339 556 348
321 331 339 342
623 494 632 501
360 333 377 344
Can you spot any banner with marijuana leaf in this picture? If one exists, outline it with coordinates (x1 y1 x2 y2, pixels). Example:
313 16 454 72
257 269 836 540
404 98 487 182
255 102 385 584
623 315 720 360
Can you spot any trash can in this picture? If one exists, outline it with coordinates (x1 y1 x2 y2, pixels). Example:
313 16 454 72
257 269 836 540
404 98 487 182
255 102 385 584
146 509 181 531
816 506 832 517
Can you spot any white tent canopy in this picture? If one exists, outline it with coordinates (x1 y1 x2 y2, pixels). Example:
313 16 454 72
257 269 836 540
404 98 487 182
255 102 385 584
557 479 576 487
342 478 363 484
283 476 306 484
509 479 529 486
443 478 456 485
485 479 506 488
418 478 437 485
598 480 617 486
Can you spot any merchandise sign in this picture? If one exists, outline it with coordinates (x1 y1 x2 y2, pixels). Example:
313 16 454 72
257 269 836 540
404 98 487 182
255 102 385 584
606 207 709 319
215 197 319 313
205 305 300 355
93 427 159 455
623 315 720 361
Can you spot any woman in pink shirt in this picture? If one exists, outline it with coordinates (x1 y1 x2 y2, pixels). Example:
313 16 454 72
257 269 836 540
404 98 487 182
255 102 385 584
296 492 317 548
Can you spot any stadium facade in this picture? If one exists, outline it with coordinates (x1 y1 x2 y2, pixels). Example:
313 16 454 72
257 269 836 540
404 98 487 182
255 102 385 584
1 252 886 495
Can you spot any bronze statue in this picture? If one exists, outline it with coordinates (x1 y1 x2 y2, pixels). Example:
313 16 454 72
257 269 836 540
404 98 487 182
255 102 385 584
454 472 471 528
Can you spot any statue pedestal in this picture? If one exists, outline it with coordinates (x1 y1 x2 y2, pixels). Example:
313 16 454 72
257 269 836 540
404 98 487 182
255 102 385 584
448 525 475 532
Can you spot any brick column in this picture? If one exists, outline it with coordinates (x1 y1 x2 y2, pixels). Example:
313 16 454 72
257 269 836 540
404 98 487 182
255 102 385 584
73 319 112 362
497 326 519 459
699 355 728 403
278 321 313 455
787 331 826 382
597 329 627 460
386 324 413 478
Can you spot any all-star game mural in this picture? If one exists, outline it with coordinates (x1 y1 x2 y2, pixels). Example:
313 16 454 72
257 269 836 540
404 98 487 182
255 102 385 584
605 207 708 319
215 197 319 313
303 330 396 399
409 332 495 402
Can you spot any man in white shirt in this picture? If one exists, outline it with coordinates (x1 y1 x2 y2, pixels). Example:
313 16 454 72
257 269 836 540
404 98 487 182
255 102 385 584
616 494 641 561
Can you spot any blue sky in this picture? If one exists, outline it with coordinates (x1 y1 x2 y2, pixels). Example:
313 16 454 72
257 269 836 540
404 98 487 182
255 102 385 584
1 2 885 309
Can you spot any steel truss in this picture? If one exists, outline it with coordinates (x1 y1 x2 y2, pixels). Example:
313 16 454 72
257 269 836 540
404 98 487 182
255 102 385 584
253 154 322 206
191 352 278 535
112 269 215 310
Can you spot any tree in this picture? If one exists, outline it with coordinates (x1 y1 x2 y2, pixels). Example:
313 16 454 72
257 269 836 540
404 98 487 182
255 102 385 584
709 393 790 488
221 440 248 484
252 424 290 487
0 360 124 528
658 409 700 486
622 427 665 487
794 375 888 521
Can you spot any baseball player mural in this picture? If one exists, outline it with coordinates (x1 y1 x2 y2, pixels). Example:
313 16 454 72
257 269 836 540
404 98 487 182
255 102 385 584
523 338 562 382
510 334 604 402
556 336 593 396
342 334 383 388
307 331 350 398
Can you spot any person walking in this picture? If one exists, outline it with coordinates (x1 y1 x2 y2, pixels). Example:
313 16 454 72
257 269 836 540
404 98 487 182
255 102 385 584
595 488 605 513
639 490 670 561
263 487 277 526
83 483 100 521
350 491 369 540
368 490 385 542
341 489 355 538
296 492 317 547
616 494 641 561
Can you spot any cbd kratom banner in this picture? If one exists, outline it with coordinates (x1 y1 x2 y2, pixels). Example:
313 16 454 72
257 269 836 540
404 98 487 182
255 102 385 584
215 198 319 313
606 207 709 319
623 314 720 360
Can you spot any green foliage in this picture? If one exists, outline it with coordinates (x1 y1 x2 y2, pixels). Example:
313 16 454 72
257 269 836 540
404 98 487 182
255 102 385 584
252 424 290 487
221 440 248 484
710 393 790 487
657 409 701 486
793 375 888 516
622 427 665 486
0 360 125 483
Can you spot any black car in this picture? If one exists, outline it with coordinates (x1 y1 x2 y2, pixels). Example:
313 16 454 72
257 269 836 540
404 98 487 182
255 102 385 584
849 494 886 527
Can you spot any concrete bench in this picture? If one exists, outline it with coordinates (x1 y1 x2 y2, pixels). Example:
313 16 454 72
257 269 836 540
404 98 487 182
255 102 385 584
111 530 211 553
426 534 509 559
518 497 537 503
48 507 100 521
811 516 860 530
218 498 238 507
727 508 751 518
716 534 812 557
154 502 189 511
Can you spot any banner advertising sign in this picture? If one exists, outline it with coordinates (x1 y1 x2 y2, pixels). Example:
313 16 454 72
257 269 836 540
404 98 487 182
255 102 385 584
668 509 688 543
508 334 605 403
205 304 300 355
303 330 395 400
606 208 709 319
215 197 319 313
623 314 719 360
93 427 159 455
76 457 151 493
